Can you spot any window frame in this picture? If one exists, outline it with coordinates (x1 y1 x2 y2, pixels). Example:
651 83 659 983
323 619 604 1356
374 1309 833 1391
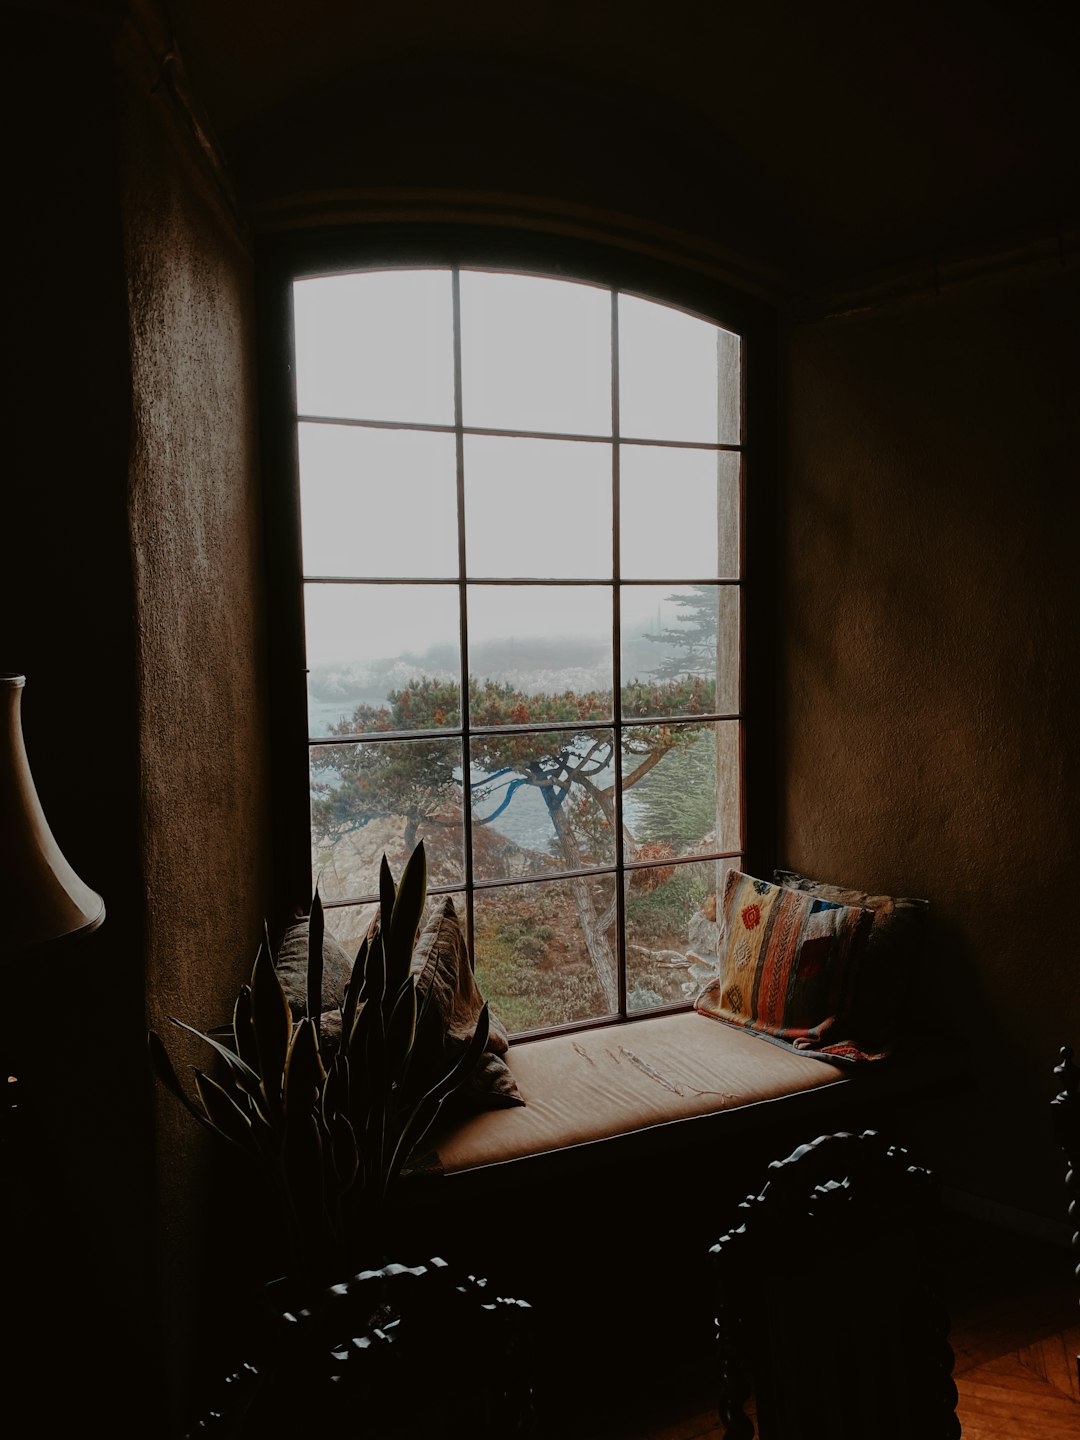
257 223 780 1041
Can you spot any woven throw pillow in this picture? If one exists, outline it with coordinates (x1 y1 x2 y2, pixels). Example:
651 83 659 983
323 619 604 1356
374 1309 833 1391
369 897 524 1111
773 868 929 1054
695 870 879 1063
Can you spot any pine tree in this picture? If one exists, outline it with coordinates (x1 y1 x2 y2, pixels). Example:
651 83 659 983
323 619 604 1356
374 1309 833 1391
309 674 705 1012
644 585 719 679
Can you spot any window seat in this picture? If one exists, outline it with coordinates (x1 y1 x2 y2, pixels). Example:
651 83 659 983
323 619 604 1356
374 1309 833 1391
418 1009 964 1185
403 1009 967 1417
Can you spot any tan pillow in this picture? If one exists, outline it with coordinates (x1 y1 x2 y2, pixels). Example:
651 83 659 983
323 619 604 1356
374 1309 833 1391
366 898 524 1111
273 917 354 1019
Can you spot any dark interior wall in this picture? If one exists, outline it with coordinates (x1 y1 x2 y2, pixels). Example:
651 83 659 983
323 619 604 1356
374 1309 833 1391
228 50 766 269
118 47 275 1424
177 27 1078 1236
3 7 275 1430
782 261 1080 1222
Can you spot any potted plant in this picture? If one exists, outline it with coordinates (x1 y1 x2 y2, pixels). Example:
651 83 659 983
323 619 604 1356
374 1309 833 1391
148 840 489 1286
148 842 544 1437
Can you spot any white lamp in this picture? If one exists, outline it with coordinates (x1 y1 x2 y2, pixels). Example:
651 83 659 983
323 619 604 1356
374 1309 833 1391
0 673 104 957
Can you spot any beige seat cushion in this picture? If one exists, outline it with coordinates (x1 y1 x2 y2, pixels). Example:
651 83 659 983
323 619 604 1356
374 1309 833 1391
424 1010 848 1175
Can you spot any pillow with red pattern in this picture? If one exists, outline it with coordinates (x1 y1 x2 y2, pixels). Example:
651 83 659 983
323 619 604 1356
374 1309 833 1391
773 868 929 1055
695 870 882 1064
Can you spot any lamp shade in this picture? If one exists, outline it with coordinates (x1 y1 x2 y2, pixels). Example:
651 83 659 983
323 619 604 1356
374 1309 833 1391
0 674 104 956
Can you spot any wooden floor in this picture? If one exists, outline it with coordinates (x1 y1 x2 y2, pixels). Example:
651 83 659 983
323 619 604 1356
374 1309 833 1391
566 1211 1079 1440
947 1213 1079 1440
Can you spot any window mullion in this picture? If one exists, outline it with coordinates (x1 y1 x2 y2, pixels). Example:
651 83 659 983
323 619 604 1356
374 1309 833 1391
451 266 476 963
611 288 627 1020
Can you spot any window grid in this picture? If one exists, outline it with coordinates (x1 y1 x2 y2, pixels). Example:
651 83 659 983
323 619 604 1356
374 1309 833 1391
297 266 745 1035
610 285 627 1018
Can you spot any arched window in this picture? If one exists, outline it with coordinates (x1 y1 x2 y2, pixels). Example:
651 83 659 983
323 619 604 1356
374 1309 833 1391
283 261 748 1037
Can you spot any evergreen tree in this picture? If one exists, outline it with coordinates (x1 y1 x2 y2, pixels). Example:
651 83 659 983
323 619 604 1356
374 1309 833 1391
644 584 719 679
309 673 705 1011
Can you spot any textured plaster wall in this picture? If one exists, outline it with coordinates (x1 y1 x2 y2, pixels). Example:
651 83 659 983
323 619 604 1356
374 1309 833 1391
121 79 273 1421
782 264 1080 1222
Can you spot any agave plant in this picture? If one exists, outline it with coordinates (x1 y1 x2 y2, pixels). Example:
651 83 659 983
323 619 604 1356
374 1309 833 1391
148 841 488 1282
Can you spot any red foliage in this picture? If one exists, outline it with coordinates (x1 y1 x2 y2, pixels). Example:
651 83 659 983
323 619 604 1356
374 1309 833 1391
630 841 677 892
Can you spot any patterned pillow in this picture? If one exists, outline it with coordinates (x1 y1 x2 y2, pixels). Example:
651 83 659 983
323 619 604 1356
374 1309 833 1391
773 868 929 1054
695 871 879 1063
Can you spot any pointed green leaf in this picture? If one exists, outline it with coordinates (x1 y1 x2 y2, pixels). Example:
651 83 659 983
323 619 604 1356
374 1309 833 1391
281 1110 326 1251
321 1052 347 1133
378 853 396 940
321 1054 342 1128
284 1017 323 1118
250 943 291 1118
347 986 377 1072
147 1031 214 1129
341 934 368 1042
387 840 426 993
419 1002 491 1108
385 1092 444 1191
366 926 388 1019
366 976 389 1070
167 1016 263 1091
193 1070 256 1148
329 1110 359 1190
307 884 325 1026
243 1102 281 1167
351 1146 369 1220
385 975 418 1073
406 982 445 1097
345 995 385 1146
232 986 261 1080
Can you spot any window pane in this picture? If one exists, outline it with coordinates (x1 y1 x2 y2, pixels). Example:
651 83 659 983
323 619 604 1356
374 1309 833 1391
620 446 740 580
473 874 618 1033
299 424 459 578
623 719 739 857
464 435 611 578
468 585 613 720
310 736 465 901
619 295 741 445
626 857 737 1013
622 721 732 860
305 583 461 736
460 271 611 435
621 585 740 718
321 901 377 959
321 891 466 962
293 270 454 424
471 727 617 881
